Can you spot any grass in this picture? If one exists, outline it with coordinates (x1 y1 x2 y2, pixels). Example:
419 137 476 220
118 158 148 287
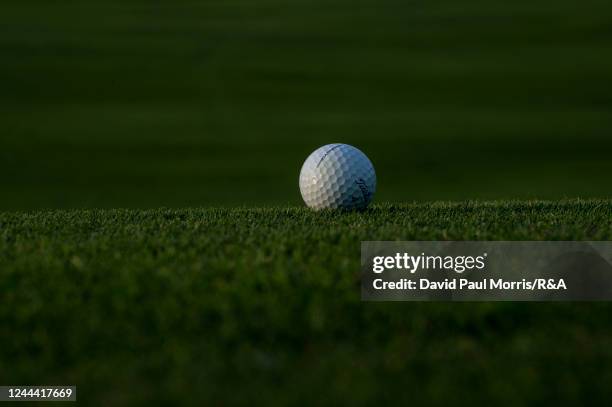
2 0 612 403
2 200 612 404
1 0 612 209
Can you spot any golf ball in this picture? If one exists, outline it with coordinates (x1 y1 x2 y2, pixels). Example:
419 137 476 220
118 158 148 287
299 143 376 210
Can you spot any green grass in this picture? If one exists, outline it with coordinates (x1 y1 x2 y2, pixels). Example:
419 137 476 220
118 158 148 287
2 0 612 209
2 200 612 404
2 0 612 402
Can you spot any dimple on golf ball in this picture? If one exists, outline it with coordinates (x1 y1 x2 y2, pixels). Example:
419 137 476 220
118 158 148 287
299 143 376 210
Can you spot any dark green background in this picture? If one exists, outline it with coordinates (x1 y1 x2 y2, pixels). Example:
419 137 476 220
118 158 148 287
2 0 611 210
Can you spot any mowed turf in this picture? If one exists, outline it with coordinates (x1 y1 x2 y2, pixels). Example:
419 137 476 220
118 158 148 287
1 200 611 404
2 0 612 209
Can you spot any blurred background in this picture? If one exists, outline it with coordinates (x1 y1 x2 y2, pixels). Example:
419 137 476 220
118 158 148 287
2 0 611 210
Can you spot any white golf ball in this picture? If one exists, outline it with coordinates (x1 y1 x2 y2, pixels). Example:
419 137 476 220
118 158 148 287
299 143 376 210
